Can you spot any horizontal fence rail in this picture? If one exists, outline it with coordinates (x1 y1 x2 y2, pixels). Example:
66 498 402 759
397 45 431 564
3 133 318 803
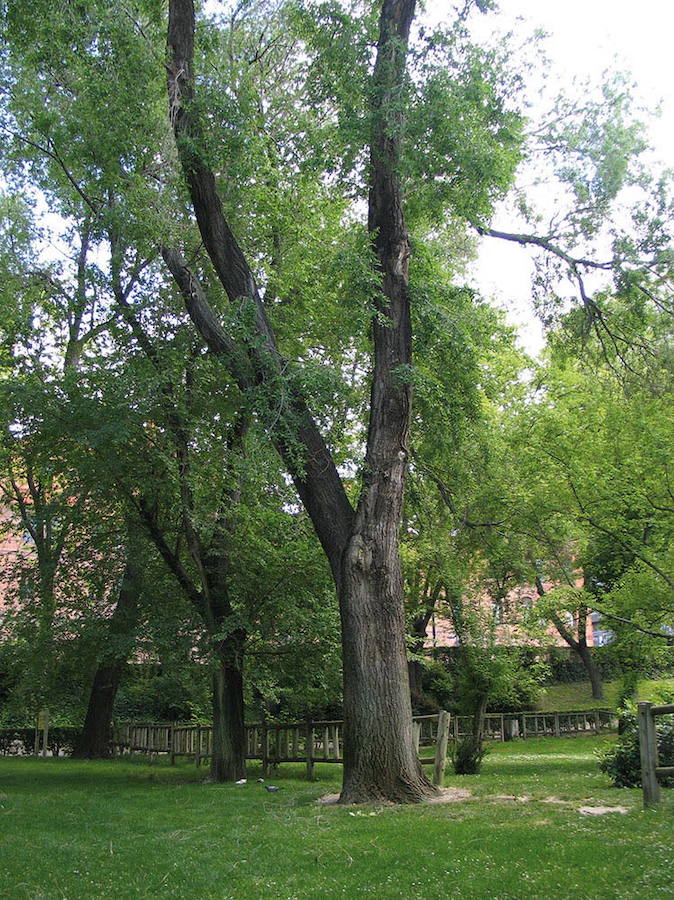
113 714 451 784
110 708 614 774
638 701 674 808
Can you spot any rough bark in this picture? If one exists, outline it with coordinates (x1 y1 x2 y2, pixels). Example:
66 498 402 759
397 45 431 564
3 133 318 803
337 0 435 804
203 551 247 781
73 548 143 758
209 628 246 781
166 0 435 803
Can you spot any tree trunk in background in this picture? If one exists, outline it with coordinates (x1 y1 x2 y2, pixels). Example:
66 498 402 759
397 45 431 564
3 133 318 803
577 642 604 701
209 628 246 781
472 695 488 744
73 549 142 759
407 654 424 708
536 579 605 703
73 664 125 759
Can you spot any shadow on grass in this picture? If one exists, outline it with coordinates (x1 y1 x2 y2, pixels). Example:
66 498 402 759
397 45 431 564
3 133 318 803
0 756 343 794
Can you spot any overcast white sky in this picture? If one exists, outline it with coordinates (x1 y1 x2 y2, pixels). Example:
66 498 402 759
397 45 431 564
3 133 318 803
423 0 674 355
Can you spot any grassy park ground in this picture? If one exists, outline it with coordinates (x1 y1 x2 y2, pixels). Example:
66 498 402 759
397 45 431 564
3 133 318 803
1 735 673 899
536 677 674 711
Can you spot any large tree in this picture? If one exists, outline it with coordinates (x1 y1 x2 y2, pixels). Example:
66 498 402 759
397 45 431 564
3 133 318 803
164 0 440 803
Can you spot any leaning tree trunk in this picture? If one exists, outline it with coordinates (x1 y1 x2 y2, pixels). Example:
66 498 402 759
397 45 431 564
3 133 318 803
577 642 604 701
73 548 142 759
539 579 605 703
209 627 246 782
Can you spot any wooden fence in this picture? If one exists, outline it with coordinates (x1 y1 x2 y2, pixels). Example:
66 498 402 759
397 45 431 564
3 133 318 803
112 707 613 774
638 701 674 808
461 708 615 742
113 713 451 784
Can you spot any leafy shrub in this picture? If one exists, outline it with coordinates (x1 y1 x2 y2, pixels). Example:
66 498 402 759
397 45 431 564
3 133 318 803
598 706 674 788
451 735 490 775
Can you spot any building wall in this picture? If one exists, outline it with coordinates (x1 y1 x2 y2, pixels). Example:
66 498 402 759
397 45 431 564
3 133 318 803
425 580 597 649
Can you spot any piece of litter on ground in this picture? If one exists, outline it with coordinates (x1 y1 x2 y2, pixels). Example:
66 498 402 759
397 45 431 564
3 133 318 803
235 779 247 785
579 806 628 816
256 778 264 783
265 785 281 792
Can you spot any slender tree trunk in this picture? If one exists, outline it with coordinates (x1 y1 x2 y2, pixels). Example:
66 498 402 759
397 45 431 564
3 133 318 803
577 642 604 701
407 654 424 708
472 695 488 744
209 628 246 781
537 579 605 703
73 549 142 758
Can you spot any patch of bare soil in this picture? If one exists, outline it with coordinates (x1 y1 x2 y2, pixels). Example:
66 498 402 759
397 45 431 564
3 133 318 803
317 788 472 807
425 787 472 804
579 806 628 816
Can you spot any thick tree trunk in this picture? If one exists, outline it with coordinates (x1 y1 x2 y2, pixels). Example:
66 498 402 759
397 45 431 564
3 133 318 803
336 0 435 805
73 664 124 759
73 549 142 759
339 541 432 803
209 629 246 781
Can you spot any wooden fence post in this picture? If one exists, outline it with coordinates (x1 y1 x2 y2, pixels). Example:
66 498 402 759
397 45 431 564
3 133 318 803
638 702 660 808
196 725 202 767
169 723 176 766
34 709 49 758
306 719 314 780
259 722 267 775
433 710 450 787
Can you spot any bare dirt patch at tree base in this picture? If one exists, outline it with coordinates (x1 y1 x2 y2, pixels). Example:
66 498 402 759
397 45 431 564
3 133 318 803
317 788 471 807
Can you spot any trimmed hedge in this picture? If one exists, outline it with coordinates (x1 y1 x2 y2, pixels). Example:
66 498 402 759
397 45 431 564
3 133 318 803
0 726 81 757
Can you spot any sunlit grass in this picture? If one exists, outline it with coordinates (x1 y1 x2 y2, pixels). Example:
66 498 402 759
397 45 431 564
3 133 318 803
536 677 674 711
1 735 672 898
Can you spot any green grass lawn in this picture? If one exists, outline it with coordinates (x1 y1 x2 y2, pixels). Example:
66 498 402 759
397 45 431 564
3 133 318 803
1 736 673 899
536 677 674 711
